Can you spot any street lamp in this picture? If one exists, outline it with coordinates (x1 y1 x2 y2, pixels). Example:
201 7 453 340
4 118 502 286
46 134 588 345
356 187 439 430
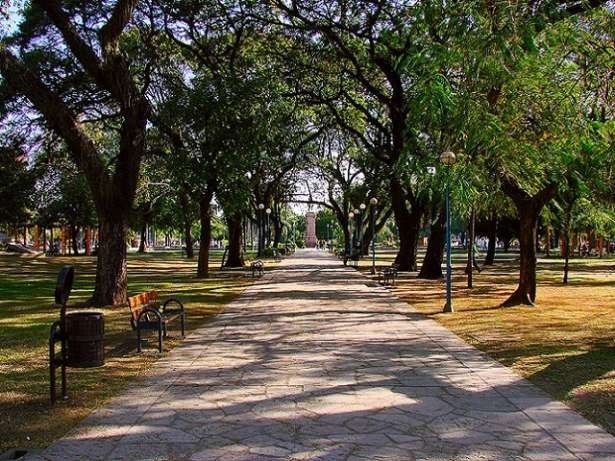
359 203 366 255
353 209 360 258
348 211 355 259
258 203 265 256
369 197 378 274
440 150 456 313
265 207 272 247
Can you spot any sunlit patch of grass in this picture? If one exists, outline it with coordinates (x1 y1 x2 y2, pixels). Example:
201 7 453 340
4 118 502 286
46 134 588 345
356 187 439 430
360 250 615 434
0 252 252 452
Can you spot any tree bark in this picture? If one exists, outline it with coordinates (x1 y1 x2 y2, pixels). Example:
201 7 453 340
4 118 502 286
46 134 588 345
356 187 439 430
138 220 147 253
257 211 266 257
465 209 476 288
273 213 283 248
484 214 497 265
71 225 79 255
42 226 47 252
418 208 445 279
502 209 538 306
91 217 128 306
390 178 422 271
179 191 194 259
563 232 571 284
225 214 244 267
197 192 213 278
500 178 558 307
562 200 575 284
84 227 92 256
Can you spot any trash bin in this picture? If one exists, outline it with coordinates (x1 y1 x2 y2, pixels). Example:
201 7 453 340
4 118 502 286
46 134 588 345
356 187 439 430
65 312 105 368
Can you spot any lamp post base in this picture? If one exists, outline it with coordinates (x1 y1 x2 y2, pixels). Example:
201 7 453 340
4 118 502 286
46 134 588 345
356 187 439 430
443 301 454 313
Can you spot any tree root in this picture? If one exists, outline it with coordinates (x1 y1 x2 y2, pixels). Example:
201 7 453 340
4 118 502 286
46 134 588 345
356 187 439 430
501 289 535 307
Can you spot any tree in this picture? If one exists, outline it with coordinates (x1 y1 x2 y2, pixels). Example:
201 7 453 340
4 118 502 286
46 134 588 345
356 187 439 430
0 0 152 305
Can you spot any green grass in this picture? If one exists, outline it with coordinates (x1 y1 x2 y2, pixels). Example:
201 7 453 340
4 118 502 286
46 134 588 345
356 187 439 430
0 251 253 452
359 249 615 434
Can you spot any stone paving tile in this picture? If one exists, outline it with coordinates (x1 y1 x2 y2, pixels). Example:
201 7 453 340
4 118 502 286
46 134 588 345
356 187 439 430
28 249 615 460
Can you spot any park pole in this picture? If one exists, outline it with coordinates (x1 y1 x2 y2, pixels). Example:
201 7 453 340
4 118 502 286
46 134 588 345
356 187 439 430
440 150 456 313
444 175 453 313
370 199 377 274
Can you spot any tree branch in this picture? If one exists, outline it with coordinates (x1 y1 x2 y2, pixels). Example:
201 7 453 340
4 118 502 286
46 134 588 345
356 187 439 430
0 47 109 201
100 0 140 54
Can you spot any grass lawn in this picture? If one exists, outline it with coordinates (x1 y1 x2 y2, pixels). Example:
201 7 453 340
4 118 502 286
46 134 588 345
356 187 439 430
0 250 257 452
359 249 615 434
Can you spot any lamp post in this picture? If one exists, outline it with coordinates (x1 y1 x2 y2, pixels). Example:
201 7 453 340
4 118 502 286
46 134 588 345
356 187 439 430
348 211 355 259
353 208 360 258
440 150 457 313
370 197 378 274
258 203 264 256
265 207 272 247
359 203 366 255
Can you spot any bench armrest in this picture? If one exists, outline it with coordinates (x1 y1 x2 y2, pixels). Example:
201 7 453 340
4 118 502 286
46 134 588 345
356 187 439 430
137 307 162 322
162 298 184 314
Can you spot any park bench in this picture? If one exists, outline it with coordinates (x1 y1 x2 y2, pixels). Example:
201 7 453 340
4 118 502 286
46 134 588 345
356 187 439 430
250 260 264 277
128 290 185 353
379 263 400 286
335 250 349 265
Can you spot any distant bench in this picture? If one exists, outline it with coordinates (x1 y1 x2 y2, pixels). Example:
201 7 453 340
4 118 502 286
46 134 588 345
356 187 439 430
128 290 185 353
250 260 264 277
379 263 399 286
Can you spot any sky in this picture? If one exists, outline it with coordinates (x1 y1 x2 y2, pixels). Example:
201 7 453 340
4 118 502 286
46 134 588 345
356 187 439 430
0 2 22 38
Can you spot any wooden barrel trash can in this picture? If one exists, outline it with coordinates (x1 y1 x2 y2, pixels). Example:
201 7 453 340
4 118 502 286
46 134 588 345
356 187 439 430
65 312 105 368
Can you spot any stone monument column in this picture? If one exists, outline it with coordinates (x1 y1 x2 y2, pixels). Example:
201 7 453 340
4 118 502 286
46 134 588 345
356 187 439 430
305 212 317 248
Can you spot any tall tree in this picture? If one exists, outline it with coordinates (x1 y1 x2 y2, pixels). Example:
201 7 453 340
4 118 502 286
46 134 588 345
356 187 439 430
0 0 152 305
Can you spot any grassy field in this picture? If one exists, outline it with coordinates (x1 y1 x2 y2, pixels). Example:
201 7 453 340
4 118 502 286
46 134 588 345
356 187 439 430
0 250 256 452
359 249 615 434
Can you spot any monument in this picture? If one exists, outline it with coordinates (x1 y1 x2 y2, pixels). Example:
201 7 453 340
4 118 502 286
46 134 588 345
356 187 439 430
305 212 317 248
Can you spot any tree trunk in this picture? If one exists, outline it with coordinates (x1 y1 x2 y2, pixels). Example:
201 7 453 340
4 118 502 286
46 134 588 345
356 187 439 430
179 191 194 258
84 227 92 256
225 214 244 267
502 209 538 306
500 178 557 307
71 225 79 255
342 223 351 260
257 211 266 257
465 210 476 288
484 215 497 265
138 220 147 253
391 178 422 271
418 208 445 279
197 193 213 278
91 217 128 306
562 201 574 284
273 215 283 248
563 232 571 284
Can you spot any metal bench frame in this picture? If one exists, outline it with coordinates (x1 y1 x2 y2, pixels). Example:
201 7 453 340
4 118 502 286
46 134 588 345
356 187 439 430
128 290 185 353
379 263 400 286
250 260 264 277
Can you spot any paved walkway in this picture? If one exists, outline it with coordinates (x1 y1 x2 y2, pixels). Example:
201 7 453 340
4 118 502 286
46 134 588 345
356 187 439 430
30 250 615 460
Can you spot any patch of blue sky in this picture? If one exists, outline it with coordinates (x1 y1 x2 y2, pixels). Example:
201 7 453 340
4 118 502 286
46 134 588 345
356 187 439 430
1 1 25 38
